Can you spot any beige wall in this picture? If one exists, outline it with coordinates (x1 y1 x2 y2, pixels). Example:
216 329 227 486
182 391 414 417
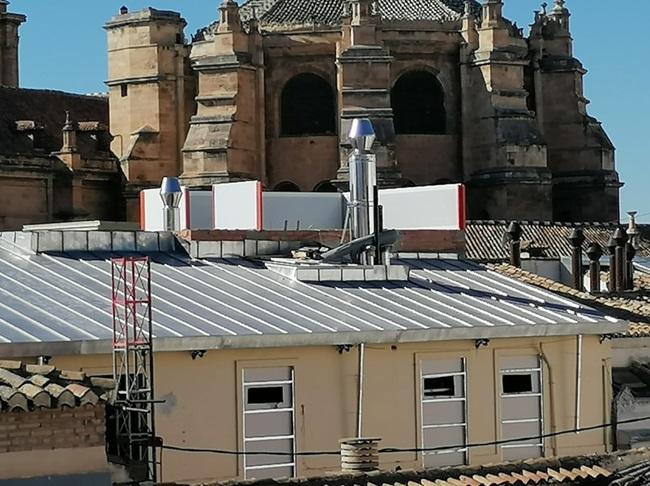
47 334 612 484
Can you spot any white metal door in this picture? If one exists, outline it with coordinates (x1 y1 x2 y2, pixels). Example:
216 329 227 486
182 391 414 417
420 358 468 467
500 356 544 461
242 367 295 479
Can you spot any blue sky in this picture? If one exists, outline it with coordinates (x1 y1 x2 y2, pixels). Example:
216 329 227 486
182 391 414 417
12 0 648 221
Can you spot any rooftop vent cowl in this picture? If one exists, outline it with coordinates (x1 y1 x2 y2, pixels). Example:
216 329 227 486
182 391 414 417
349 118 376 153
160 177 183 231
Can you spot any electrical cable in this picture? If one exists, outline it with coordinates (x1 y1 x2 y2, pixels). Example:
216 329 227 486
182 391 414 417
160 414 650 456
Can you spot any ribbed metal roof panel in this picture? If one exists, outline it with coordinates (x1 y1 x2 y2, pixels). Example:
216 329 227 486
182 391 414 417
0 238 624 350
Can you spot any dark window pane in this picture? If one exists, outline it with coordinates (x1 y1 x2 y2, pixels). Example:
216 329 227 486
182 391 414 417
424 376 455 397
281 73 336 136
274 181 300 192
503 374 533 394
392 71 446 135
248 386 284 404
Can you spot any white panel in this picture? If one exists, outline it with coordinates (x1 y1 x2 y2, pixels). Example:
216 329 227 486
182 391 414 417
213 181 261 230
185 190 213 230
262 193 345 230
141 189 165 232
379 184 464 230
143 187 213 231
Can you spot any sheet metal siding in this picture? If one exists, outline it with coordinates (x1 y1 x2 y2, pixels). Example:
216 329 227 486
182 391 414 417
0 239 619 346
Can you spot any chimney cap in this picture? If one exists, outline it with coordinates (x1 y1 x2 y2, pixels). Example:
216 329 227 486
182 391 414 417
568 228 585 246
160 177 183 208
613 227 628 246
349 118 376 152
586 242 603 261
506 221 522 240
607 237 617 254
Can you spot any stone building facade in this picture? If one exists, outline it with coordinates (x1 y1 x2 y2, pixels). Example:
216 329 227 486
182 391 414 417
0 1 121 230
105 0 621 223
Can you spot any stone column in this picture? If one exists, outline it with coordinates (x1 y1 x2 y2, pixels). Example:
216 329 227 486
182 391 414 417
0 1 26 87
334 0 400 190
180 1 262 188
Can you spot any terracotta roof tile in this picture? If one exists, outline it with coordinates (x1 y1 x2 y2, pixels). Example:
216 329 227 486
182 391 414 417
198 0 480 36
0 86 109 157
0 361 114 412
466 221 650 261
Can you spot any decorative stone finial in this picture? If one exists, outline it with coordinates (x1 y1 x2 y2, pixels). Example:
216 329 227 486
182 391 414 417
218 0 241 32
541 2 548 15
63 111 76 131
553 0 568 14
464 0 472 16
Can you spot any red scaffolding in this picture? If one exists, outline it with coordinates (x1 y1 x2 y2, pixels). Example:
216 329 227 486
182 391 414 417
111 256 158 481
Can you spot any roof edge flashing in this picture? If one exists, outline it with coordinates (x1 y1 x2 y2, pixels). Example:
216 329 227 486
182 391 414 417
265 260 410 282
9 228 181 254
0 320 628 357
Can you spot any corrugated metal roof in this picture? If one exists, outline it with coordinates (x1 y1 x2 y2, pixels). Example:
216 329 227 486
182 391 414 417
0 238 624 355
635 258 650 274
488 263 650 338
466 221 650 262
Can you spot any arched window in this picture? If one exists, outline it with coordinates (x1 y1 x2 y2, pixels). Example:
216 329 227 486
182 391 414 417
313 181 338 193
281 73 336 136
274 181 301 192
391 71 446 135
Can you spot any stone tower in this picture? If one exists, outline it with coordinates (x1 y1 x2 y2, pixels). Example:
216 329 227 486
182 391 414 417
461 0 550 220
104 0 621 224
0 0 26 87
529 0 620 222
335 0 400 188
105 7 195 219
180 1 263 188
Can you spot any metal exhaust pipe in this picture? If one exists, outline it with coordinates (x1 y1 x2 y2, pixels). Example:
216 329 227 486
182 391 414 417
159 177 183 232
607 237 616 293
348 118 377 264
613 228 628 293
586 243 602 294
568 228 585 291
506 222 522 268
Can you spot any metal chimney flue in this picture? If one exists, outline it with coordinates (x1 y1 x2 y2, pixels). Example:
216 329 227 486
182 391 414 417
626 241 636 291
613 228 628 293
568 228 585 291
586 243 602 294
607 237 617 293
348 118 377 254
506 222 522 268
159 177 183 232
